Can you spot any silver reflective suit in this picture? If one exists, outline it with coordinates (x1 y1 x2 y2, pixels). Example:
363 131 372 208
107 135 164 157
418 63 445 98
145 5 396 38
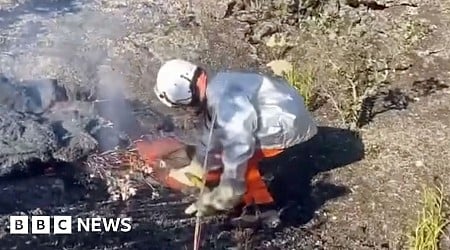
196 71 318 182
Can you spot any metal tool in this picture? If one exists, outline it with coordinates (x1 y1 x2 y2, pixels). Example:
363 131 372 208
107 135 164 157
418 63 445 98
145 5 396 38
193 109 217 250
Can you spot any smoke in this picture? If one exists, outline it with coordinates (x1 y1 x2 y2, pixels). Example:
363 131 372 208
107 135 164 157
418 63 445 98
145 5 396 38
0 0 144 151
95 63 144 142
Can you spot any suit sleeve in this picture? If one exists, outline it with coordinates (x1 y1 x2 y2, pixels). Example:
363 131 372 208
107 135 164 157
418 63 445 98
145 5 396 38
214 94 258 182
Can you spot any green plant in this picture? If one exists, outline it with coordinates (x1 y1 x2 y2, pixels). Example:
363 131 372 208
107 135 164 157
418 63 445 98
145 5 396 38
408 183 449 250
283 65 317 110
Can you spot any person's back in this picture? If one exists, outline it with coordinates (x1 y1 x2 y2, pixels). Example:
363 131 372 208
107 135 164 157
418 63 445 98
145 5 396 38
206 71 317 150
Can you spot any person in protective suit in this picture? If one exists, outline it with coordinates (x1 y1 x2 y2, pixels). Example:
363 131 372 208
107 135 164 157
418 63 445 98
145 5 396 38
153 59 318 219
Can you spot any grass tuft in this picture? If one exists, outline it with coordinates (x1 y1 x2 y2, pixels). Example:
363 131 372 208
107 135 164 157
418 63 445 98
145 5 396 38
283 65 317 110
408 183 449 250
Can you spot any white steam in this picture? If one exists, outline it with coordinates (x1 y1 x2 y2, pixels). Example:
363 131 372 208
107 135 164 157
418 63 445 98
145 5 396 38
0 0 141 147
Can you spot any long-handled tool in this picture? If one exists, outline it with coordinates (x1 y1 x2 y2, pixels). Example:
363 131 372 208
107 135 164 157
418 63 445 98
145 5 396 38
193 110 217 250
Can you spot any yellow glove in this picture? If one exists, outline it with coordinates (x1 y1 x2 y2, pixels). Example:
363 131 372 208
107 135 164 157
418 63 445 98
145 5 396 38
167 149 222 189
184 178 246 216
165 147 206 189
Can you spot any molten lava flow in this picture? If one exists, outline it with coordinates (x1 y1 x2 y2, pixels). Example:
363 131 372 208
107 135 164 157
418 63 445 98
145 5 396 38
84 136 197 195
133 137 200 192
134 137 186 167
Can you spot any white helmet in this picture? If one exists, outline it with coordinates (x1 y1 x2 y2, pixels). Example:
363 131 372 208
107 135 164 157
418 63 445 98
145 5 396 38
154 59 199 107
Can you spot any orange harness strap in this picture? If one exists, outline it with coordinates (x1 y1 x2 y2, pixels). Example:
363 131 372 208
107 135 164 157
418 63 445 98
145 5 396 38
243 148 284 205
205 148 284 206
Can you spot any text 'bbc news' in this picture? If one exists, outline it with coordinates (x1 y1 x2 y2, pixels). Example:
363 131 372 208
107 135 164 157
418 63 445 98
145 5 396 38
9 216 132 234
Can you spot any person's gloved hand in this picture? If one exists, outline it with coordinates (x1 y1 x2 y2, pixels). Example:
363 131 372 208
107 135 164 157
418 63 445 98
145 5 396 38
184 178 246 216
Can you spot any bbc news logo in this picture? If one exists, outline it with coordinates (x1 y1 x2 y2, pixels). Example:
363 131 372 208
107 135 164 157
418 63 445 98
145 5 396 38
9 216 132 234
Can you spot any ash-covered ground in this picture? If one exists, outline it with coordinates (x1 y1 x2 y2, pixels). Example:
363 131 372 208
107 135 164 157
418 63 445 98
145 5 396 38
0 1 360 249
1 0 449 249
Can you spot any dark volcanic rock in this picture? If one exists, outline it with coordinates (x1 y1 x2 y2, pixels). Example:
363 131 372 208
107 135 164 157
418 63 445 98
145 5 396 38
0 106 59 176
0 75 132 177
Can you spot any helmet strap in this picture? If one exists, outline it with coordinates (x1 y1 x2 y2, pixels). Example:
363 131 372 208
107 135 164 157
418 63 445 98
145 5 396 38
188 68 215 130
189 67 208 112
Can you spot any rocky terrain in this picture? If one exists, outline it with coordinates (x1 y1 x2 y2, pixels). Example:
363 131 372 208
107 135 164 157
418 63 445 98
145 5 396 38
0 0 449 249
